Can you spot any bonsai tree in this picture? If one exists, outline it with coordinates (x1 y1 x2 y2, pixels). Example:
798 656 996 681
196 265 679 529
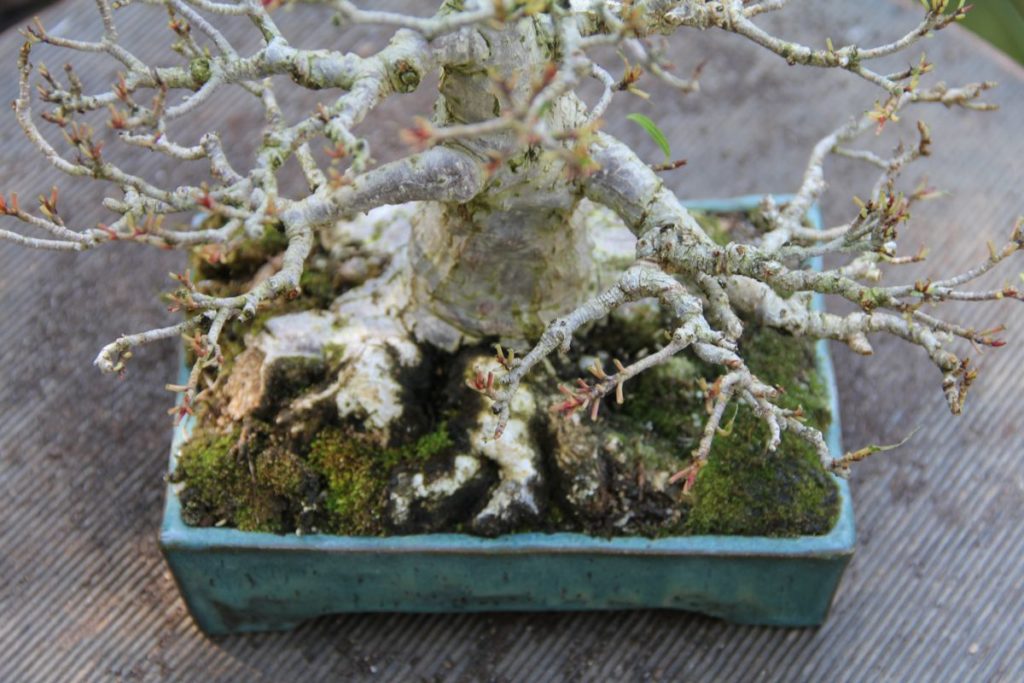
2 0 1019 535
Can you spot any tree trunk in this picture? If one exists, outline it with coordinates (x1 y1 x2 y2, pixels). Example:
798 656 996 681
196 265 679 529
408 186 597 347
408 14 599 348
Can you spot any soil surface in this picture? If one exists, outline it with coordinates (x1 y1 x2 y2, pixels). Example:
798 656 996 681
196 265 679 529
172 209 839 539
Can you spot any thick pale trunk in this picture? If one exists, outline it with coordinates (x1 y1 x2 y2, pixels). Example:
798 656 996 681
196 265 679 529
408 189 596 347
407 14 598 347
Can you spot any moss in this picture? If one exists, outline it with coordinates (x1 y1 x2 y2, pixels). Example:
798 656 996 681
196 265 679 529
741 325 830 426
176 425 335 533
685 326 839 536
617 356 702 439
235 446 317 533
302 422 456 534
298 268 337 308
684 407 839 536
178 323 838 538
173 424 319 533
307 428 388 534
408 421 454 461
590 316 838 538
602 356 701 479
173 428 243 526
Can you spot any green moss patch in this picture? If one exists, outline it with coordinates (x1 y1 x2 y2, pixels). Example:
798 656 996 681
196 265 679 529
684 326 838 536
546 305 838 539
307 423 454 534
172 424 320 533
174 420 455 535
306 428 389 535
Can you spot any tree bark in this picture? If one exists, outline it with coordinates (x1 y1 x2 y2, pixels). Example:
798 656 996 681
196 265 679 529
407 15 599 347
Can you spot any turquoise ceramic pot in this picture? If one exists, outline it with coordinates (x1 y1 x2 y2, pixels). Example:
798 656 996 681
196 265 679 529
160 196 854 635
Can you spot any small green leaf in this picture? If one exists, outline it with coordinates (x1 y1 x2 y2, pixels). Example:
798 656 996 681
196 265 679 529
626 113 671 161
716 406 740 437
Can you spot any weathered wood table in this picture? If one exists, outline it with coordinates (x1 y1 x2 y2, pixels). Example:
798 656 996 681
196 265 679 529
1 1 1021 680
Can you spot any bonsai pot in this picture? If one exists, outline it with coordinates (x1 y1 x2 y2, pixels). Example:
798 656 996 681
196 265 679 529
160 195 854 635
